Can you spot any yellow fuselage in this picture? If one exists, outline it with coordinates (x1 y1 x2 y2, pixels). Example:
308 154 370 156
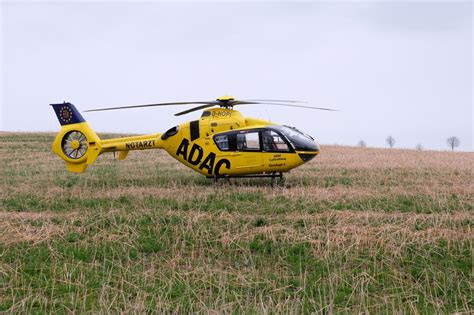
52 108 319 176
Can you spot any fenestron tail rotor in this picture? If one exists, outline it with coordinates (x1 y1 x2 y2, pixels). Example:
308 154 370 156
62 131 88 159
84 95 338 116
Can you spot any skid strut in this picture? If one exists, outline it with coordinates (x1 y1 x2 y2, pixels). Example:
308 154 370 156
209 172 285 187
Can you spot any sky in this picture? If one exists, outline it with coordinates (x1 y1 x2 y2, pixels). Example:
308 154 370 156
1 1 472 151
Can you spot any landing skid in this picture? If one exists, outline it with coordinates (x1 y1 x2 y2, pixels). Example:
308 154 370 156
207 172 286 187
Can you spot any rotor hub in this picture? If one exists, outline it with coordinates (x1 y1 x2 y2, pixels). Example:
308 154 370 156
216 95 235 102
70 140 80 150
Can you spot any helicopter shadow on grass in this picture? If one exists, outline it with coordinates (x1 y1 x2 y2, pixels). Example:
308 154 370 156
208 176 290 188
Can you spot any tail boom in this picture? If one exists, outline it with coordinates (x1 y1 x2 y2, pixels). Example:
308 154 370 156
51 102 163 173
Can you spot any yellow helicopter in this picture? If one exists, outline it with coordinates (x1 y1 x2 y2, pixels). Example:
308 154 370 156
51 96 336 184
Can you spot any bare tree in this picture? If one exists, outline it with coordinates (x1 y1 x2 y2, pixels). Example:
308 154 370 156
447 136 460 151
358 140 366 148
386 136 395 148
415 144 423 151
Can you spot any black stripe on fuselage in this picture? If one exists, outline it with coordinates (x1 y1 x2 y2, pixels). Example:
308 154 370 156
190 120 200 141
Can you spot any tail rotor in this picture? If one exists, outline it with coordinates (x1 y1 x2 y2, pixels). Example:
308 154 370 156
62 131 88 159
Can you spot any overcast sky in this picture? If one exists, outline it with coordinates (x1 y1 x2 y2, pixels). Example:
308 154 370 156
1 1 472 151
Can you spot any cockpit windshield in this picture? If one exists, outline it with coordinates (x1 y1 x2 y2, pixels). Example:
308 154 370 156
272 125 319 152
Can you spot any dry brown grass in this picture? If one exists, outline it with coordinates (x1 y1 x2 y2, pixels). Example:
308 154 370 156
0 211 78 245
317 145 473 170
0 133 472 313
1 138 472 202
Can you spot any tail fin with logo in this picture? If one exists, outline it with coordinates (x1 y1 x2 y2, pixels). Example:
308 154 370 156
51 102 162 173
51 102 103 173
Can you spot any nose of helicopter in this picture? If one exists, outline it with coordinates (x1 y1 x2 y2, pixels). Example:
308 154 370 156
298 141 320 163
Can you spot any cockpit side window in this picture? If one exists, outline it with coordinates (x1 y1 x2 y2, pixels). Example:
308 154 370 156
262 130 290 152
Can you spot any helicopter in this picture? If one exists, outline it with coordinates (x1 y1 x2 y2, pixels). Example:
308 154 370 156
51 96 336 185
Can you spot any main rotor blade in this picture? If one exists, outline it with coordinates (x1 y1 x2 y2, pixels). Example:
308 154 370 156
174 104 217 116
241 99 307 103
174 101 338 116
229 101 261 105
173 100 258 116
84 101 217 112
235 101 338 111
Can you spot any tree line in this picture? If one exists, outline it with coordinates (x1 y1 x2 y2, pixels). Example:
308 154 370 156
356 136 461 151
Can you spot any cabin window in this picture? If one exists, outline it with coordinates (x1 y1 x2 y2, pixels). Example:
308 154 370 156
215 135 229 150
214 128 295 152
215 130 265 152
262 130 290 152
214 133 237 151
237 131 260 151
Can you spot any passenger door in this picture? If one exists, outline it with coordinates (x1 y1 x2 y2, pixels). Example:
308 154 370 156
213 130 264 174
234 131 263 170
261 130 293 171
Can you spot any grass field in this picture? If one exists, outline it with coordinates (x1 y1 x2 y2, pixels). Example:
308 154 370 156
0 132 472 313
